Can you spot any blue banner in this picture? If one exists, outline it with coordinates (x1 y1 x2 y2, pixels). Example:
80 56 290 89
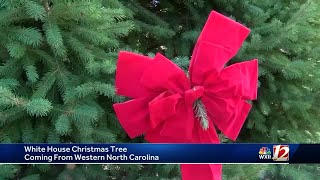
0 144 318 164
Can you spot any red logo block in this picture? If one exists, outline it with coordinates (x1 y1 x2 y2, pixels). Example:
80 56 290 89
273 145 289 161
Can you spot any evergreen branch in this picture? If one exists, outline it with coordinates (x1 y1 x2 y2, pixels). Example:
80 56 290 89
43 0 51 13
20 174 40 180
193 99 209 130
0 87 26 107
25 0 46 20
286 0 314 27
0 164 17 179
10 27 43 47
24 98 53 117
238 164 270 180
55 115 71 135
0 107 25 126
32 70 57 99
24 65 39 83
6 42 27 58
0 78 19 90
98 21 134 34
44 22 66 57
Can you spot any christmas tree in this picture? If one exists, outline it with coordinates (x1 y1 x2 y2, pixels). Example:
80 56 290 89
0 0 320 179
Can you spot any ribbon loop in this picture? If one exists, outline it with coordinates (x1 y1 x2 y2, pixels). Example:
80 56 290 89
149 91 182 129
115 51 154 99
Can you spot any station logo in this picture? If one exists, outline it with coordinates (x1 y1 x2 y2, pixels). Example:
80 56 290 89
258 147 272 159
258 145 289 161
273 145 289 161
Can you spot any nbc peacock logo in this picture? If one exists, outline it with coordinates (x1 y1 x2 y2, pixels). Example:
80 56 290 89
259 147 272 159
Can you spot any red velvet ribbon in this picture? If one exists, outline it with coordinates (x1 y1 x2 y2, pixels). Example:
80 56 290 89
113 11 258 180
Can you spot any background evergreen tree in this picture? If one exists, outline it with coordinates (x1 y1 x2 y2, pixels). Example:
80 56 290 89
1 0 320 179
0 0 137 179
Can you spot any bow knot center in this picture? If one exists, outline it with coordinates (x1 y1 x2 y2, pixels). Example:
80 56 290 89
184 86 204 104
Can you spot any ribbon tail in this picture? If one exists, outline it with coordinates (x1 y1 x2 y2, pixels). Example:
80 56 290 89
179 118 221 180
181 164 222 180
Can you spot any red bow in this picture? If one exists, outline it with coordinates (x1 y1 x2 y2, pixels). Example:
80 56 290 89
113 11 258 180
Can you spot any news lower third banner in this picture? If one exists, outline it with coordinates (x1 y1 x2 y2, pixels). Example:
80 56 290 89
0 144 318 164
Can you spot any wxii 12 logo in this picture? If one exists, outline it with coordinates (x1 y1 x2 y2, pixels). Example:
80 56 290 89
258 145 289 161
273 145 289 161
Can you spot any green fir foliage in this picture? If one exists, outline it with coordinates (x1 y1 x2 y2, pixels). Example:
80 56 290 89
1 0 320 179
0 0 135 178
